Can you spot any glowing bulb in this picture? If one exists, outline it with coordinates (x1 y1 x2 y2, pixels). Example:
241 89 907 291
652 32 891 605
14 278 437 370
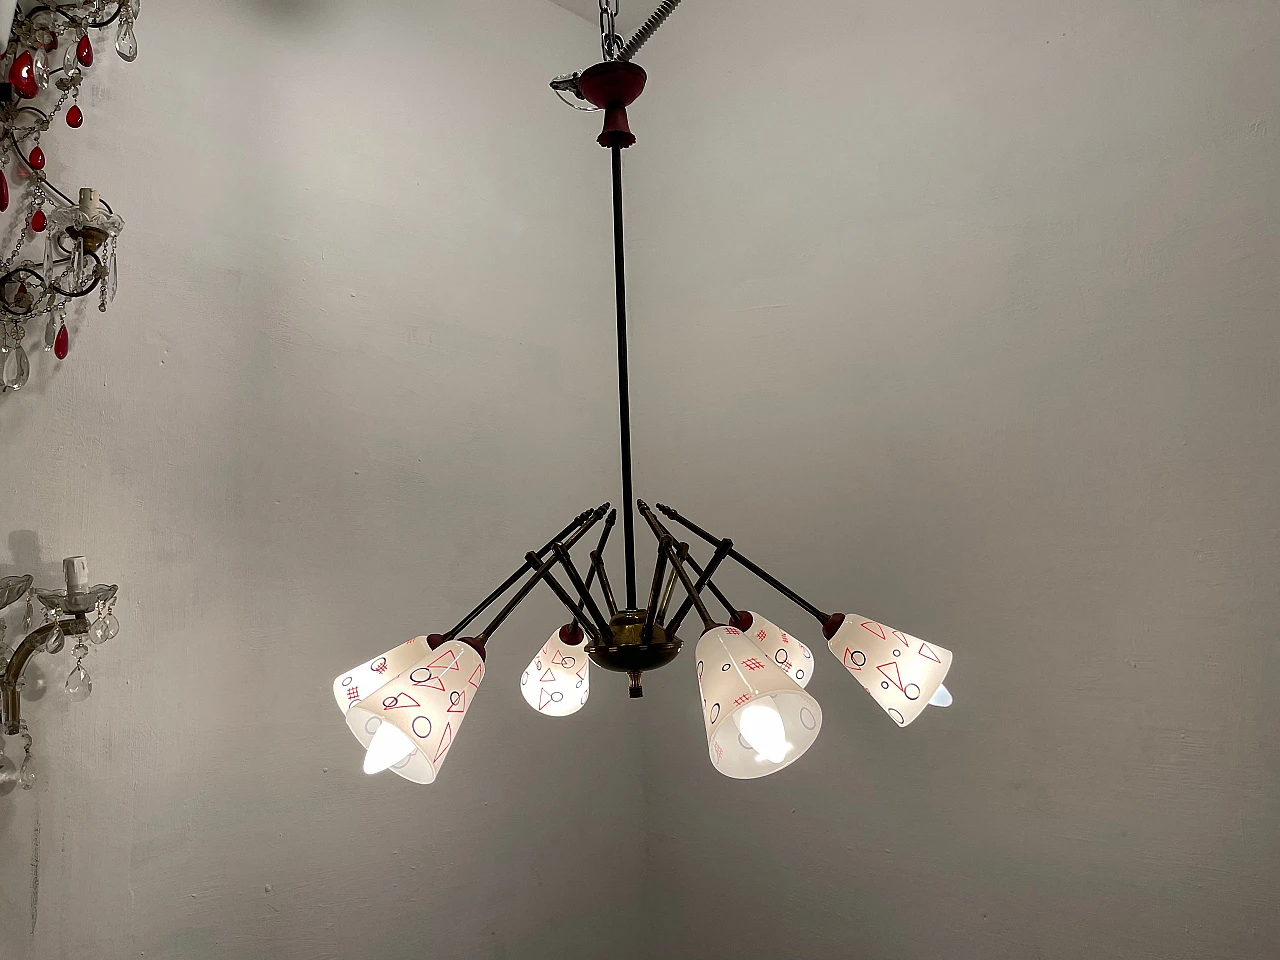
735 700 790 764
363 720 415 775
929 683 952 707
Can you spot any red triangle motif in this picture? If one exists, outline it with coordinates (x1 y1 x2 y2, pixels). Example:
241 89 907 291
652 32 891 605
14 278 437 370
414 674 446 692
425 649 460 673
891 629 910 649
876 661 905 692
538 687 554 711
382 691 421 710
860 621 887 640
447 690 467 714
576 665 588 683
551 648 566 666
431 722 453 763
540 668 556 682
917 642 942 663
468 663 484 688
844 648 863 671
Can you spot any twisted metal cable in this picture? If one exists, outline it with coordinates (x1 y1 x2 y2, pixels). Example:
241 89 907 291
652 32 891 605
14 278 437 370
619 0 684 61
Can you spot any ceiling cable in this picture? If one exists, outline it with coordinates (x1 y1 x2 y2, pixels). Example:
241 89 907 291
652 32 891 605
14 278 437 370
619 0 684 62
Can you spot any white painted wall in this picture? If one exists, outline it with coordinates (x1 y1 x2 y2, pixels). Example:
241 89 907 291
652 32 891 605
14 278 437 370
3 0 1278 957
622 0 1280 957
0 2 650 958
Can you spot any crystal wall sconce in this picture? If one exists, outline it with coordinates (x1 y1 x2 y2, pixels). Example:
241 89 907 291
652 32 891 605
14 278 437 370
0 0 140 392
0 555 119 793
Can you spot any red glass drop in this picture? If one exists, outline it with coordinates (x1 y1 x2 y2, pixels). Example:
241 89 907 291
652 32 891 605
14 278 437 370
0 170 8 213
30 209 45 232
53 322 68 360
28 146 44 170
66 104 83 128
76 35 93 67
8 50 38 99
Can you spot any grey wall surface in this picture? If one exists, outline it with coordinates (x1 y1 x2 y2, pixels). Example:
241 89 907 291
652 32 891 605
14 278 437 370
0 2 649 959
1 0 1277 958
622 0 1280 957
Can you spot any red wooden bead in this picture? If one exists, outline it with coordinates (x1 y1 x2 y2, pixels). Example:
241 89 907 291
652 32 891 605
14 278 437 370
76 34 93 67
31 209 45 232
28 146 44 170
66 104 83 128
54 322 68 359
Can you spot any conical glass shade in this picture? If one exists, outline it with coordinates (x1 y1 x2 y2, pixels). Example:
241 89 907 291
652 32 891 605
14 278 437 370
695 625 822 779
332 636 430 720
344 639 486 784
735 611 814 689
827 616 952 727
520 625 589 716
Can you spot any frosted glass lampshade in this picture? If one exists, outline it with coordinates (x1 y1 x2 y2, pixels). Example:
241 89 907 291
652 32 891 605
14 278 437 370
695 625 822 779
520 625 589 716
332 635 431 721
827 616 952 727
344 638 485 784
734 611 815 689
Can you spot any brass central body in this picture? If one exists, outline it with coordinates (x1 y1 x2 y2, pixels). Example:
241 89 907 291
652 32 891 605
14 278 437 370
586 610 683 696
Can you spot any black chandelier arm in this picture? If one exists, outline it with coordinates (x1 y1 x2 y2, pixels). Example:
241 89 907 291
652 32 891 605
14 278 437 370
638 500 717 631
655 503 832 625
576 508 616 622
609 143 637 610
441 503 608 642
532 556 605 644
474 547 570 644
641 535 669 641
682 552 738 618
654 558 680 625
552 542 613 639
666 538 734 635
590 549 618 616
24 2 126 30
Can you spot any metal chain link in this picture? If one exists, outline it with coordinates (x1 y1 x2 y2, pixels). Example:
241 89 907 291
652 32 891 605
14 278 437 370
598 0 623 60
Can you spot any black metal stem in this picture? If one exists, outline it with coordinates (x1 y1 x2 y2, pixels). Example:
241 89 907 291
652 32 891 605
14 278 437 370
610 144 637 610
553 543 613 639
443 504 607 641
475 549 568 643
591 551 618 615
655 503 831 624
536 561 604 643
576 509 615 622
683 553 738 618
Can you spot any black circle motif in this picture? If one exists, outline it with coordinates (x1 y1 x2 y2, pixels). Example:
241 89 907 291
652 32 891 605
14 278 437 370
561 655 575 668
721 663 731 672
800 706 817 730
888 708 905 725
449 690 462 706
412 715 433 739
881 681 890 690
710 703 720 723
774 649 789 665
794 668 805 680
550 691 564 702
341 676 353 687
851 650 866 667
904 683 920 700
697 660 704 679
364 716 381 735
521 673 528 685
893 649 901 657
409 667 434 685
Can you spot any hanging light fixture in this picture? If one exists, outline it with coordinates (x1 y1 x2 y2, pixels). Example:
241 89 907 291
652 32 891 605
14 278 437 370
333 0 954 783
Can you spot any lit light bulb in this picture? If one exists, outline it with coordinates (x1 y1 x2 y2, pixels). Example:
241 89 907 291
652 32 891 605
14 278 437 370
735 700 790 764
362 720 415 775
929 683 952 707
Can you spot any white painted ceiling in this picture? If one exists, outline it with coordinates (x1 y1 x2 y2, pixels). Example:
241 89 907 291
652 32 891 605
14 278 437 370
545 0 649 35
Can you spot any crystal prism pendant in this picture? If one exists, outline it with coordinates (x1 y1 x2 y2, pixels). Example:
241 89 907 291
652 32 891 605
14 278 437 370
54 322 68 359
116 20 138 62
44 313 58 351
104 613 119 640
2 344 30 390
89 618 108 644
31 208 46 232
63 39 78 75
33 48 49 90
66 104 83 128
107 246 118 302
29 146 45 170
19 754 36 789
45 626 64 655
65 663 92 701
76 34 93 67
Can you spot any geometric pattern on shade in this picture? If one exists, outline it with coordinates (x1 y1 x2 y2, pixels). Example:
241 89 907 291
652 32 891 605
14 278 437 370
826 616 951 727
331 635 431 726
520 628 590 717
740 611 814 689
343 638 485 784
694 625 822 779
